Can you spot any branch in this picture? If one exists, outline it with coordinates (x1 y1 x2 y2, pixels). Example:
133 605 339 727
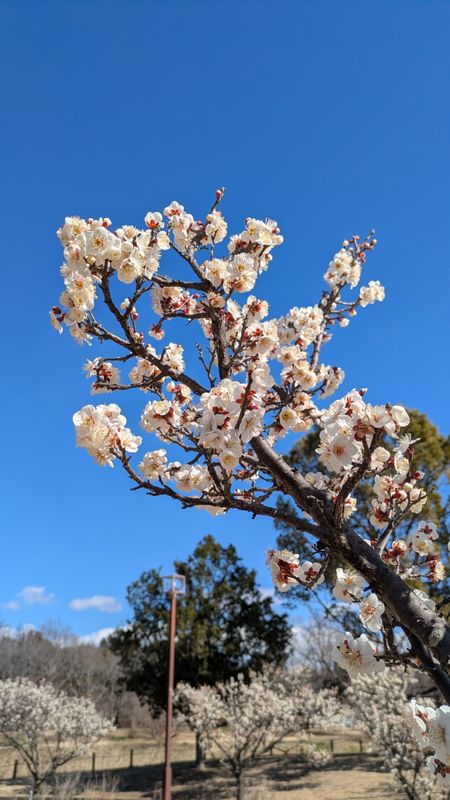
405 630 450 703
95 272 208 396
249 435 450 675
117 449 321 536
333 430 383 523
340 523 450 671
250 435 333 525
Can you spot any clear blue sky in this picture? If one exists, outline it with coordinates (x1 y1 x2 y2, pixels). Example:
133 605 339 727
1 0 449 639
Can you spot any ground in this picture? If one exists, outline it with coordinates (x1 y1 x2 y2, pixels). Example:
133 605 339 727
0 728 395 799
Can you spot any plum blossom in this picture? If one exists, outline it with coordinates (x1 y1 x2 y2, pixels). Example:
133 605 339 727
205 210 228 243
174 464 213 493
408 702 450 788
140 399 182 438
296 561 325 587
265 549 300 592
407 521 439 555
84 358 121 393
73 404 141 467
51 197 449 776
139 449 167 480
370 446 391 471
332 568 365 603
316 430 361 473
359 280 385 307
332 631 385 676
358 592 385 632
406 698 436 740
324 247 361 288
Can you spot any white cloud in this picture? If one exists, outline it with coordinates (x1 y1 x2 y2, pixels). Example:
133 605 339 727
70 595 122 613
18 586 55 605
2 586 55 610
78 628 115 646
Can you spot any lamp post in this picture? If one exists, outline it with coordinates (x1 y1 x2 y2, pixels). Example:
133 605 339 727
162 573 186 800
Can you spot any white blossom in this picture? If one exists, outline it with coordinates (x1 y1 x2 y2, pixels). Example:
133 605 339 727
332 632 384 676
139 449 167 480
359 592 385 632
0 679 111 797
359 280 385 307
332 568 365 603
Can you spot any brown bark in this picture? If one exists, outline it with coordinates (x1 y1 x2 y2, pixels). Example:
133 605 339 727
250 434 450 698
236 770 245 800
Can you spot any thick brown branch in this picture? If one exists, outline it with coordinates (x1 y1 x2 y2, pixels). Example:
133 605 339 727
248 433 450 677
405 631 450 704
250 435 333 524
340 525 450 672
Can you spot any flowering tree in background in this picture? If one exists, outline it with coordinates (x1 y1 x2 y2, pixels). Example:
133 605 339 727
347 669 449 799
0 679 111 798
176 669 335 800
51 191 450 782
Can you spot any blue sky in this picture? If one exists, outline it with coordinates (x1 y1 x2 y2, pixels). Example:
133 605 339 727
1 0 449 639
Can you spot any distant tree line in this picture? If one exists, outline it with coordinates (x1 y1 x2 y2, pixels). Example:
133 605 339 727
0 624 151 729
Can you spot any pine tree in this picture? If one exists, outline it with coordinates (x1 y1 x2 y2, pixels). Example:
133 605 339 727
109 535 291 715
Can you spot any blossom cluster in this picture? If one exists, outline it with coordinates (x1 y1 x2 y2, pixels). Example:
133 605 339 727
332 631 384 677
73 404 141 467
55 201 444 607
316 390 410 475
265 550 442 681
265 549 324 592
408 700 450 786
51 206 383 490
50 215 170 344
347 670 446 800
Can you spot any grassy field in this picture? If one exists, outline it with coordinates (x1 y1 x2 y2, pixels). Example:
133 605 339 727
0 727 394 799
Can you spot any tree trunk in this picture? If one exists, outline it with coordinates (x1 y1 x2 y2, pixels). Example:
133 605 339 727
236 770 246 800
195 732 205 769
29 775 44 800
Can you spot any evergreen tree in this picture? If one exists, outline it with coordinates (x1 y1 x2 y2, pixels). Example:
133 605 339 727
108 535 291 715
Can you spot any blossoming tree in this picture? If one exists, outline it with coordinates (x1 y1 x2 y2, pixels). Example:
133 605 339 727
0 679 111 798
347 669 448 799
176 669 335 800
51 191 450 782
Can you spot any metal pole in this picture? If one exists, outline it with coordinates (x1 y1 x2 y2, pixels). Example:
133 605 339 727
163 585 177 800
